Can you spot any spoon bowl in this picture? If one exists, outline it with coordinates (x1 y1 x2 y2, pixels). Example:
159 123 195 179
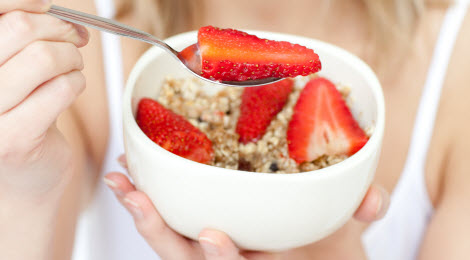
46 5 282 87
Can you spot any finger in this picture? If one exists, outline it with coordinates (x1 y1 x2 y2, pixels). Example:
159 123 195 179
0 41 84 114
113 188 198 260
0 0 51 14
354 185 390 222
199 229 246 260
0 11 89 64
103 172 136 199
4 70 85 136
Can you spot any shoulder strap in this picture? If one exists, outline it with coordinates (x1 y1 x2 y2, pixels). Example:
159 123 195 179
404 1 469 169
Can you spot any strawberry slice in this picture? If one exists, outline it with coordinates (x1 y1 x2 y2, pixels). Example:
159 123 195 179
136 98 214 164
236 79 294 144
287 77 368 163
197 26 321 82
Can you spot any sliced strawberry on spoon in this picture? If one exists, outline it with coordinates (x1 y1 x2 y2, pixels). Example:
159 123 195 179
194 26 321 82
236 79 294 144
136 98 214 164
287 77 368 163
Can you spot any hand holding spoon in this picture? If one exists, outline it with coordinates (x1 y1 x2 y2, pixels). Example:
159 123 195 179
46 5 282 87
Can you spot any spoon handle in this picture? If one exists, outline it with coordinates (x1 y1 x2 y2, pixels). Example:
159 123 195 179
46 5 179 57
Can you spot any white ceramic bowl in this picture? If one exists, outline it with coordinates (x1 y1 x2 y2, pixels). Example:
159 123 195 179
123 30 385 251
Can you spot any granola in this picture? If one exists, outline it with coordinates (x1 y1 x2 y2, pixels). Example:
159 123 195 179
156 76 353 173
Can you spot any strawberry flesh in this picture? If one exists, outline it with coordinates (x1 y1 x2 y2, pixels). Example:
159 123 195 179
198 26 321 82
287 77 368 163
136 98 214 164
236 79 294 144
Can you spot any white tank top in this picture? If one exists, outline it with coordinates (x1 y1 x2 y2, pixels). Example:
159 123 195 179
71 1 468 259
71 0 159 259
362 1 469 259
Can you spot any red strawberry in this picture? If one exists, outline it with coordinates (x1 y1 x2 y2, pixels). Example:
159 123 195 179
287 77 368 163
197 26 321 82
136 98 214 164
236 79 294 144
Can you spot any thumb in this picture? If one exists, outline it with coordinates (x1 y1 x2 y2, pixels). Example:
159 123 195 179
354 185 390 222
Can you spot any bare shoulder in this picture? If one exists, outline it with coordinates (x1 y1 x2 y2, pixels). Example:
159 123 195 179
440 8 470 141
417 11 470 260
441 10 470 194
426 8 470 206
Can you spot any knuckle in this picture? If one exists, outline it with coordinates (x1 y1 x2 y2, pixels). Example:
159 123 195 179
75 72 86 94
57 74 75 90
28 41 57 70
62 42 84 70
25 42 84 73
70 45 84 70
56 73 86 106
135 214 166 240
3 11 34 37
135 222 149 238
55 76 77 102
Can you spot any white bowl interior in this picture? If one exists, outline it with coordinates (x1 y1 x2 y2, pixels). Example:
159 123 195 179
130 31 378 135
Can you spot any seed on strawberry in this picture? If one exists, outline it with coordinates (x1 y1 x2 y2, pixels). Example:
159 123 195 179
136 98 214 164
287 77 368 163
236 79 294 144
197 26 321 82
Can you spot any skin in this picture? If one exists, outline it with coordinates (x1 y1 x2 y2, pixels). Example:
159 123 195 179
0 0 469 259
0 0 88 259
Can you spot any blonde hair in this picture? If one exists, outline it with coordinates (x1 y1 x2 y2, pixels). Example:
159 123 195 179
364 0 424 45
117 0 449 51
116 0 204 37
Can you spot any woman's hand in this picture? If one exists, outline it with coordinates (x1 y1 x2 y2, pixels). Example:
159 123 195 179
105 156 389 260
0 0 89 200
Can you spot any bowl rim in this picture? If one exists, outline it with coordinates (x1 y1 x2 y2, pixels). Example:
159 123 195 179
123 30 385 180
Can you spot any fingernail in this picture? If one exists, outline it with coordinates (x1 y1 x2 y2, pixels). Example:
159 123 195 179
74 25 89 39
124 197 144 219
375 186 390 219
103 177 118 188
103 177 125 197
199 237 220 256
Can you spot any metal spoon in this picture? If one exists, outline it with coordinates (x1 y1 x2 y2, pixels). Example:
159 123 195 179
46 5 282 87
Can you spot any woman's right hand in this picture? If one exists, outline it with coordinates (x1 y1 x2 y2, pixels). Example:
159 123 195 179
0 0 89 200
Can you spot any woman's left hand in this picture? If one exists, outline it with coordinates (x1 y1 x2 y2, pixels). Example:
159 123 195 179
104 155 389 260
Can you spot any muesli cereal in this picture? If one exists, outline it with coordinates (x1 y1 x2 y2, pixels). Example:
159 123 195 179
156 76 355 173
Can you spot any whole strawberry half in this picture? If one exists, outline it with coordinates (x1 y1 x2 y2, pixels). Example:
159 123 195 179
287 77 368 163
197 26 321 82
236 79 294 144
136 98 214 164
